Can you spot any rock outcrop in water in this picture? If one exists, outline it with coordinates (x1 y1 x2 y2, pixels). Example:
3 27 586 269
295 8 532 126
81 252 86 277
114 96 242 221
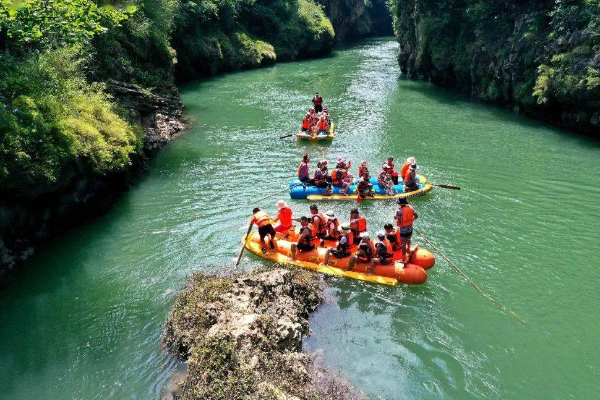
391 0 600 135
0 84 184 282
162 268 365 400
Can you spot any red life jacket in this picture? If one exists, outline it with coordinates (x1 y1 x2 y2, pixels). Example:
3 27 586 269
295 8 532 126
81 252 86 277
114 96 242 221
313 95 323 106
302 119 311 129
317 120 327 131
400 162 410 179
277 207 292 228
350 216 367 234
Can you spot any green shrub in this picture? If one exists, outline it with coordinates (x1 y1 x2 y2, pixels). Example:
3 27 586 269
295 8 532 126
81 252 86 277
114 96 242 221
0 48 141 195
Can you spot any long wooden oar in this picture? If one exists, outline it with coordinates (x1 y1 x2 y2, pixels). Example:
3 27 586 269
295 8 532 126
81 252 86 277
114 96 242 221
236 223 253 266
280 134 294 139
414 228 526 323
252 183 302 203
430 183 461 190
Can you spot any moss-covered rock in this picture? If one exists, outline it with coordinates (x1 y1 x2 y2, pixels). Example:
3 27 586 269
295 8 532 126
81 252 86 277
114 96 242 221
163 267 365 400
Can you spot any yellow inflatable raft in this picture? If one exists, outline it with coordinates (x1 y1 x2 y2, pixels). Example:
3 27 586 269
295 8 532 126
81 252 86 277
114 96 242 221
297 123 335 141
242 230 435 286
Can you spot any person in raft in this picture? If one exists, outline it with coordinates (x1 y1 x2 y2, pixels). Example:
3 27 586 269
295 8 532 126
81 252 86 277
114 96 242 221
250 207 276 253
369 231 394 274
323 210 340 240
301 113 312 133
273 200 293 236
348 232 374 270
331 158 351 188
349 208 367 245
394 198 418 263
312 92 324 113
387 157 399 184
315 115 328 137
356 175 373 198
309 205 327 246
297 154 310 183
290 216 315 259
400 157 415 182
384 223 400 250
378 163 395 194
323 223 353 265
403 162 419 193
358 160 369 179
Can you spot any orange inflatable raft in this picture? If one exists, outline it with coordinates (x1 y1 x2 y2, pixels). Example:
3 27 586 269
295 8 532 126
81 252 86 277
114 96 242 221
242 230 435 286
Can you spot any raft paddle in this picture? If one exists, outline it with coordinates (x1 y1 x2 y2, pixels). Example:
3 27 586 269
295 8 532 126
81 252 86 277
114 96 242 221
414 228 526 323
430 183 461 190
236 223 253 266
280 134 294 139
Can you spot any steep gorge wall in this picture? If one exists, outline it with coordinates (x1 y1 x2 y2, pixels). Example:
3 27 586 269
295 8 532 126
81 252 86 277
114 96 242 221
392 0 600 135
318 0 393 41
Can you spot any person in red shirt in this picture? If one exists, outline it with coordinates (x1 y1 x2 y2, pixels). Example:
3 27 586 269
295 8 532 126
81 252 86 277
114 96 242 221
301 113 311 132
273 200 293 234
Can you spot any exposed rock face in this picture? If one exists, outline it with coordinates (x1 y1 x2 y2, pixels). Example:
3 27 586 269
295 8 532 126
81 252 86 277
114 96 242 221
393 0 600 135
0 84 184 283
318 0 393 41
163 268 365 400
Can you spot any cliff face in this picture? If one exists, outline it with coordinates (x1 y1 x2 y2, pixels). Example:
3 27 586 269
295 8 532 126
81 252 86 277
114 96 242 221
318 0 393 41
392 0 600 135
162 268 365 400
0 85 184 282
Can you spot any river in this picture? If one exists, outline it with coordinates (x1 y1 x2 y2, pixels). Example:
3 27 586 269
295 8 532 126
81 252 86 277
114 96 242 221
1 38 599 400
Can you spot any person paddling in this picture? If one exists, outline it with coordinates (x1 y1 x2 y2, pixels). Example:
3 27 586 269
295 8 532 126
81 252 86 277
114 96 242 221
290 216 315 260
298 154 310 183
312 92 324 113
250 207 276 253
273 200 293 236
394 198 418 263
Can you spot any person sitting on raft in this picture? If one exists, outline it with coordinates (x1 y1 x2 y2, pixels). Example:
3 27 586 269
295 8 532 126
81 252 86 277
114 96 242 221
349 208 367 245
324 210 340 240
312 92 324 113
356 175 374 198
384 223 400 250
250 207 276 253
309 205 327 246
400 157 415 181
348 232 374 270
369 231 394 274
301 113 311 132
290 216 315 259
273 200 293 236
298 154 311 183
395 198 418 263
378 163 395 194
331 158 350 187
387 157 399 184
316 116 328 136
403 162 419 193
323 223 353 265
340 173 354 195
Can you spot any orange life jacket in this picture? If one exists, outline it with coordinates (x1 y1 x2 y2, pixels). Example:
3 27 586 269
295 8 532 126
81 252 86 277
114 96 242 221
400 162 410 179
317 120 327 131
326 218 339 237
404 168 416 186
277 207 292 228
331 169 345 185
302 119 311 129
381 239 393 255
253 211 271 228
350 216 367 234
312 213 326 233
397 206 415 228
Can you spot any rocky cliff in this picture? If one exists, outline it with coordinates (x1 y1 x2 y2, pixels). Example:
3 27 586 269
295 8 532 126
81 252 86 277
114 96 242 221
0 84 184 282
319 0 393 41
392 0 600 135
162 268 365 400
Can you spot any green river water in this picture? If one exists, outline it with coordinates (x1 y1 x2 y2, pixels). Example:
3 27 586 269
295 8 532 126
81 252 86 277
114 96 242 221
1 38 600 400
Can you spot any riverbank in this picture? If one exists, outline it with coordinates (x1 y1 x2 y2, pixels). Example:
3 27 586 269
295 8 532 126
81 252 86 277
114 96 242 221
162 267 364 400
390 0 600 135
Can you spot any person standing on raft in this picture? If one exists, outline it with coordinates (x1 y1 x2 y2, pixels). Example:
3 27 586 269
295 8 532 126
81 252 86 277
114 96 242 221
394 198 418 263
312 92 324 113
298 154 310 183
290 216 315 260
250 207 276 254
273 200 293 236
